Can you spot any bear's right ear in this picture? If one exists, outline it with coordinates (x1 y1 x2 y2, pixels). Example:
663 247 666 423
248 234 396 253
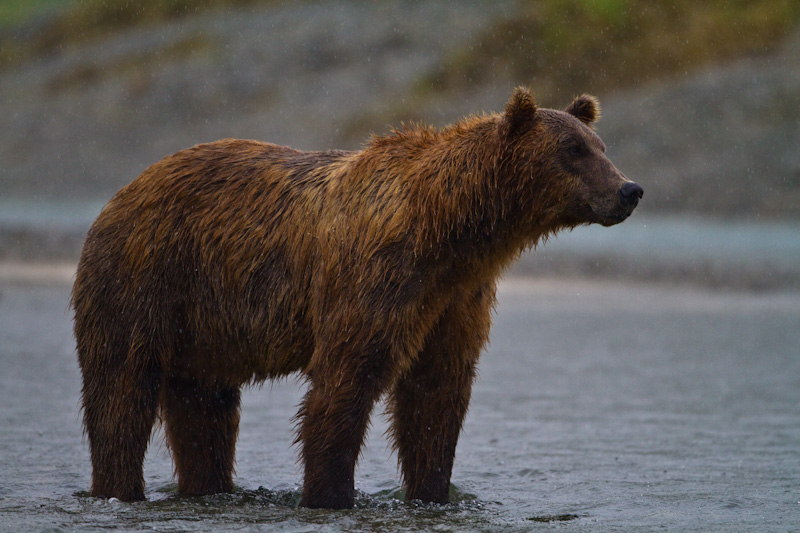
499 86 538 140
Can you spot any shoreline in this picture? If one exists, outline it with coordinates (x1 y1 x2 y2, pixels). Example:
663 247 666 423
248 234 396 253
0 261 77 286
3 214 799 292
3 259 798 297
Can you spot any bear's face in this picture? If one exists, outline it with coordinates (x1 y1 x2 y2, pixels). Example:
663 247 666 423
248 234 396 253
500 88 643 227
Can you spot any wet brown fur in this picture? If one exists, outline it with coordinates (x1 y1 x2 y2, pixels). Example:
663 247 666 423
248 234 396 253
72 87 640 508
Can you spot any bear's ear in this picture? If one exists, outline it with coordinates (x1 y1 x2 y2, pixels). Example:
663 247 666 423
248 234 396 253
500 86 539 140
564 94 600 125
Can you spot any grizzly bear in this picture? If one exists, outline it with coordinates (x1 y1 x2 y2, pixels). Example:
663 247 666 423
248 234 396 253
72 87 642 509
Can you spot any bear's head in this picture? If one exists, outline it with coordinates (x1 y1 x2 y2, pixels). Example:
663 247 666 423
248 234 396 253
499 87 643 227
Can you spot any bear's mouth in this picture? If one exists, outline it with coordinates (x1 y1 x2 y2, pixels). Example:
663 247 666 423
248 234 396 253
598 211 632 227
584 203 634 227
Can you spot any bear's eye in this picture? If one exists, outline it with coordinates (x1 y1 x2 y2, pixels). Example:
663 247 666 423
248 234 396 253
568 144 584 157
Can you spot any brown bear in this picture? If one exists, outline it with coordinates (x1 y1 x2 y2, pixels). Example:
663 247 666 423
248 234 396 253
71 87 642 509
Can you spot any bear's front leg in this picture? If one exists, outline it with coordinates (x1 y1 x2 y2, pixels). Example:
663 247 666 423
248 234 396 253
388 284 494 504
296 343 393 509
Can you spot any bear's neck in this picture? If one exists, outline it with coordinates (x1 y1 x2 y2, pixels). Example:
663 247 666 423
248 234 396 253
401 118 573 277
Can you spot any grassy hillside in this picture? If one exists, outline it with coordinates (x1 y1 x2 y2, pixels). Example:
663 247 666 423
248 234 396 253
0 0 269 64
0 0 261 28
3 0 799 98
419 0 800 100
0 0 62 27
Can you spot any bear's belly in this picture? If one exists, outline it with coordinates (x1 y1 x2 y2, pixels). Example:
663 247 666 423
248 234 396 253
171 321 314 387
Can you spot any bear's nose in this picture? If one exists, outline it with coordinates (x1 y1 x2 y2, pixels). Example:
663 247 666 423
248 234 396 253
619 182 643 209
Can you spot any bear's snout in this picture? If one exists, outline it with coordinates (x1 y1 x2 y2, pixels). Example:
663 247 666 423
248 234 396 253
618 182 643 211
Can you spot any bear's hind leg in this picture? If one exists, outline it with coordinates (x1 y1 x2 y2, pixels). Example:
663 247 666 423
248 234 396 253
81 361 162 501
161 375 241 496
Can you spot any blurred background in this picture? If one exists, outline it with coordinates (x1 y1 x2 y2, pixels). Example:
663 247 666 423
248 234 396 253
2 3 800 530
1 0 799 288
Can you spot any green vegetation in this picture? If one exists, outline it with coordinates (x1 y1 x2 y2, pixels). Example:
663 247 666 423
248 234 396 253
420 0 800 102
36 0 268 35
3 0 800 100
0 0 266 28
0 0 63 28
0 0 271 65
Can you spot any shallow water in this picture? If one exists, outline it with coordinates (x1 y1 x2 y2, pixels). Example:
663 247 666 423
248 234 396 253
1 278 798 531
